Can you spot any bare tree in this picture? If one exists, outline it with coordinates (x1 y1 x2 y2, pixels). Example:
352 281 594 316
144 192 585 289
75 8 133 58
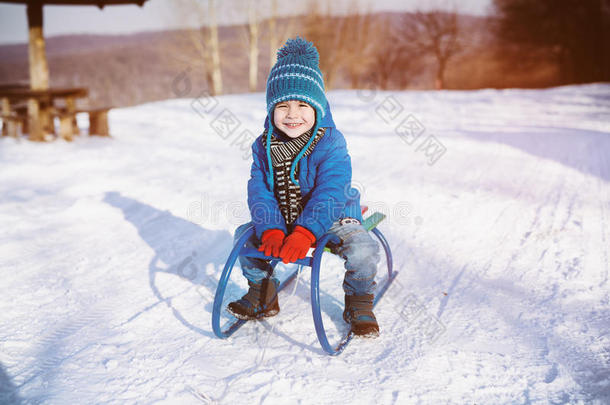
207 0 222 95
263 0 298 73
370 17 420 89
342 2 378 89
302 0 410 90
164 0 223 96
400 10 462 89
493 0 610 83
268 0 278 68
302 0 349 90
247 0 259 92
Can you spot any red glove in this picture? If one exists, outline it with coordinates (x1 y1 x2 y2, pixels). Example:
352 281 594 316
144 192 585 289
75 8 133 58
258 229 285 257
279 226 316 264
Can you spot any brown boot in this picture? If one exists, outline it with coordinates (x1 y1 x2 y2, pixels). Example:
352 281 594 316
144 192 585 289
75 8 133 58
227 278 280 320
343 294 379 338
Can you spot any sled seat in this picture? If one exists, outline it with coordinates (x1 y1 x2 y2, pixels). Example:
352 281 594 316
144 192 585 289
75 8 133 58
319 205 386 252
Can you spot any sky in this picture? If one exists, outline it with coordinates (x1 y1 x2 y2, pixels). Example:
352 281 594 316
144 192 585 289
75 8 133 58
0 0 493 45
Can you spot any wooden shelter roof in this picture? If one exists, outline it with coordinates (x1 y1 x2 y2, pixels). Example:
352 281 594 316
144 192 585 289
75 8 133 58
0 0 147 8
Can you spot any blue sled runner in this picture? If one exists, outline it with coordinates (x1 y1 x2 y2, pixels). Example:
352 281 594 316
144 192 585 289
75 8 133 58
212 208 397 355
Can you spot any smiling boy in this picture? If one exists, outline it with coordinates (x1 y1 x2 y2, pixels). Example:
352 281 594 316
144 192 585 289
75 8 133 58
228 37 381 338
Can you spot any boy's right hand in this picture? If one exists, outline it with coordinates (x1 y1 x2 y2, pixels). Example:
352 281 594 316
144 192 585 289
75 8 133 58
258 229 286 257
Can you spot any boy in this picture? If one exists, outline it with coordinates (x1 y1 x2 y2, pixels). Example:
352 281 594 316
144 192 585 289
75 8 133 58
228 37 381 338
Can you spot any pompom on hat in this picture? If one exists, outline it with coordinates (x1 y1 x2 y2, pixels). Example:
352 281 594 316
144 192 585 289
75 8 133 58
264 37 328 186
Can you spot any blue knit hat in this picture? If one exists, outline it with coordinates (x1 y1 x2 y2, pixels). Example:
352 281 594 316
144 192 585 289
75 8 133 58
264 37 327 186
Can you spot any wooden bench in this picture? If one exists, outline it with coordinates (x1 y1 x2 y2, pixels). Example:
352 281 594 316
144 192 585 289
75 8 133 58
52 106 112 139
79 107 111 137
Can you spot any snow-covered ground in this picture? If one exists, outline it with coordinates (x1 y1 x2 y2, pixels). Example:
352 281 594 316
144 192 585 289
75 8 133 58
1 84 609 404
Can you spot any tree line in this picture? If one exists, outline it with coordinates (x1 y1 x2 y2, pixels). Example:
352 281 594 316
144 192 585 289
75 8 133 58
2 0 606 108
169 0 609 97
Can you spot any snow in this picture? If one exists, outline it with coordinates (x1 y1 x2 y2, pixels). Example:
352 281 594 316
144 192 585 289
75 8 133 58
1 84 609 404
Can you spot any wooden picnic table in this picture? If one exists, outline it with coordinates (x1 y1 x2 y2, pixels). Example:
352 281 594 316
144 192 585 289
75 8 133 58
0 0 149 141
0 86 88 141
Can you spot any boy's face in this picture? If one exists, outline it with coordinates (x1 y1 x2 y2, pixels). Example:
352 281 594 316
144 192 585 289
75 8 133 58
273 100 316 138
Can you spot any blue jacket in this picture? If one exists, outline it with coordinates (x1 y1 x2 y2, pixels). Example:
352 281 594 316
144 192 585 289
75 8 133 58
248 102 363 239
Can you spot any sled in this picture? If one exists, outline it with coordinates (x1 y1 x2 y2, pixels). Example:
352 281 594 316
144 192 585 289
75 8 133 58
212 206 397 355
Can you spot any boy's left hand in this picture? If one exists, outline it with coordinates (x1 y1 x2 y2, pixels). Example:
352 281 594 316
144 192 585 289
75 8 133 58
279 226 316 264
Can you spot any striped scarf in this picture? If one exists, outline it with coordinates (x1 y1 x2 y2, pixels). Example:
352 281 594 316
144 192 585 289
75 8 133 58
262 126 326 224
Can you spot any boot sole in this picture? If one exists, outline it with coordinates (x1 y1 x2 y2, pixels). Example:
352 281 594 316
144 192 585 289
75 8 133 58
226 302 280 321
226 308 259 321
352 329 380 339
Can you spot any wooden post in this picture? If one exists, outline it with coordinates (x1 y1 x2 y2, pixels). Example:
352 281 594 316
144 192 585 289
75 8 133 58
27 2 49 142
27 98 44 142
90 109 110 137
65 96 79 135
27 3 49 91
7 118 20 139
39 101 53 134
20 105 29 134
58 114 73 141
1 97 9 137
